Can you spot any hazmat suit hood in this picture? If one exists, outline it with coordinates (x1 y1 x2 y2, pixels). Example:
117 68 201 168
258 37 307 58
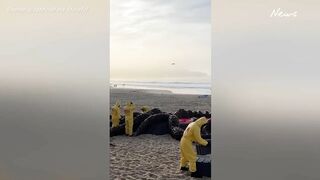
126 101 133 106
194 117 208 127
115 101 120 107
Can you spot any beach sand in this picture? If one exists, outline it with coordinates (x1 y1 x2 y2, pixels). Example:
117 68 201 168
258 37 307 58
110 88 211 113
110 135 211 180
110 88 211 179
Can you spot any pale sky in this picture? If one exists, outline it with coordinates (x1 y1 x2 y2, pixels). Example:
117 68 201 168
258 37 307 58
0 0 107 85
110 0 211 82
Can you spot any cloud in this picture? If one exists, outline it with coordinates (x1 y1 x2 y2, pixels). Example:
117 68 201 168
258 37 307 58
111 0 211 38
110 0 211 81
111 66 210 82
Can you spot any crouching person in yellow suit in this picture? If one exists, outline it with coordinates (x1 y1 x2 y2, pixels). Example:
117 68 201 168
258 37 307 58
111 101 121 128
180 117 208 177
124 101 135 136
140 106 150 113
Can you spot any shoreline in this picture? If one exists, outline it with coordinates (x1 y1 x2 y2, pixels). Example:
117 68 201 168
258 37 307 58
110 81 211 95
110 87 174 95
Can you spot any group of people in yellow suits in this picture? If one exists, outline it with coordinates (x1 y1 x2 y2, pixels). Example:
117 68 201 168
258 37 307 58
111 100 209 177
111 101 136 136
111 101 150 136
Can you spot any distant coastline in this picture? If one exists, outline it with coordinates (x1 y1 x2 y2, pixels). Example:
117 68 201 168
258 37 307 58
110 80 211 95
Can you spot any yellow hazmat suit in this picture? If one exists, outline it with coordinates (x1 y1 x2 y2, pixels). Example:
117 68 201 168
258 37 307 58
180 117 208 172
140 106 150 113
111 101 121 128
124 101 135 136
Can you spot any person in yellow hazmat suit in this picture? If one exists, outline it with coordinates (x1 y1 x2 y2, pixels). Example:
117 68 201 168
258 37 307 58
124 101 135 136
111 101 121 128
180 117 208 177
140 106 150 113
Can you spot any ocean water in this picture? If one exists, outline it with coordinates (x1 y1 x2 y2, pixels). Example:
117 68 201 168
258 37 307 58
110 81 211 95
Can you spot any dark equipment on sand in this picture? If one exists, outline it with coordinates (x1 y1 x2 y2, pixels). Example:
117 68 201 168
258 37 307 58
194 139 212 178
110 108 163 137
196 139 211 155
110 108 211 140
134 113 170 136
168 115 184 140
195 156 211 178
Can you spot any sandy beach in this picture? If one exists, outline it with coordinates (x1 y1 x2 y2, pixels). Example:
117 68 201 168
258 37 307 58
110 88 211 179
110 88 211 113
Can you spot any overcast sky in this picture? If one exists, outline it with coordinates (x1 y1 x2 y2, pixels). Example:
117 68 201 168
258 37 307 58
110 0 211 82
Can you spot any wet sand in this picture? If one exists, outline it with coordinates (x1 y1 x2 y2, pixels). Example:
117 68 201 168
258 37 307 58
110 88 211 179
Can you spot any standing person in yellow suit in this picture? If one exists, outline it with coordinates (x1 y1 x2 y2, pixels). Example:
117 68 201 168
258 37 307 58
111 101 121 128
180 117 208 177
124 101 135 136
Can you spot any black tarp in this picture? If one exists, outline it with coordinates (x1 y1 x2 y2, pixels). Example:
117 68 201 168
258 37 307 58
110 108 164 137
196 156 211 177
134 113 170 136
168 115 184 140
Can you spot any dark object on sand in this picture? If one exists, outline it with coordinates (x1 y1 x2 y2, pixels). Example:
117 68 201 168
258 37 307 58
170 126 184 140
201 134 211 139
168 115 179 127
196 139 211 155
201 120 211 134
179 123 189 129
133 108 164 132
191 111 200 118
174 109 189 119
110 108 211 139
197 111 204 118
110 124 125 137
110 108 163 136
168 115 185 140
132 113 151 131
191 111 208 118
133 112 142 118
109 115 125 127
204 111 211 118
134 113 170 136
147 108 162 115
196 156 211 177
187 110 194 117
201 119 211 139
191 171 202 178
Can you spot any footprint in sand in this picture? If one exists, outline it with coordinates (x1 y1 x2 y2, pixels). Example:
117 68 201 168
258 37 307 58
148 173 158 178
